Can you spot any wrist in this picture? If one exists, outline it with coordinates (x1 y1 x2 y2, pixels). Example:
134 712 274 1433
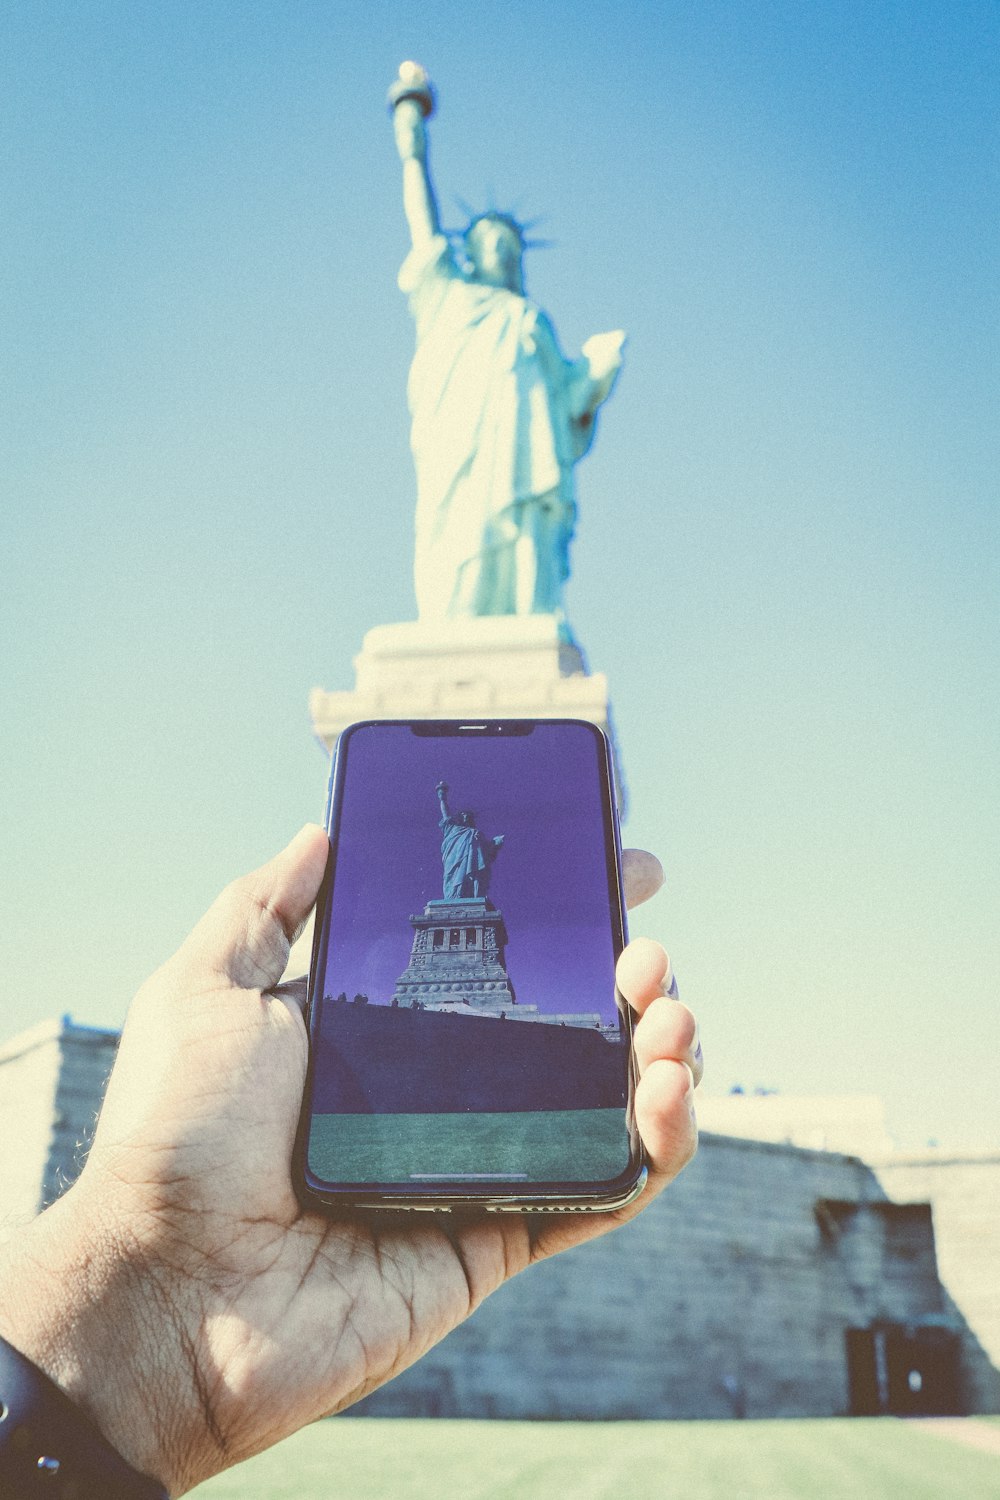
0 1184 179 1494
0 1334 168 1499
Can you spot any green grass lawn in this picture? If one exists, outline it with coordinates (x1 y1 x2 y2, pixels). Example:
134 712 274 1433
307 1108 629 1183
192 1418 1000 1499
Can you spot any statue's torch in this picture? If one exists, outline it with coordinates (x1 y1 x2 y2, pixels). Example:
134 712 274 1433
387 60 436 119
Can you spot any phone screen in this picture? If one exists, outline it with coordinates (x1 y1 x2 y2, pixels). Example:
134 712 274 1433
303 720 636 1197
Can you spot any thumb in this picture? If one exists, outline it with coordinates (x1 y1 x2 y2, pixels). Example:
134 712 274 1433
171 824 329 993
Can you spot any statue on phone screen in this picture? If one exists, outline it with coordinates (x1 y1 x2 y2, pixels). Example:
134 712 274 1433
389 62 626 629
435 781 504 900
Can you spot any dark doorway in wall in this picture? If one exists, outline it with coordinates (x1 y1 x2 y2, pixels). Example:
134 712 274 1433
846 1322 963 1415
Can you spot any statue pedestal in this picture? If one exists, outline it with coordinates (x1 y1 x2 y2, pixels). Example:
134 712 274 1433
309 615 621 786
391 896 517 1013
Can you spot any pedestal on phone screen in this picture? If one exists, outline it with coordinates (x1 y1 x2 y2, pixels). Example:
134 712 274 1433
391 896 517 1012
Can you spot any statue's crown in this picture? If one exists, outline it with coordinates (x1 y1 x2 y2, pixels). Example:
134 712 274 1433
465 211 526 247
450 207 551 254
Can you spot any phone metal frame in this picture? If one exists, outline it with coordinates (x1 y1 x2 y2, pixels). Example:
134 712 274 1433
294 719 647 1214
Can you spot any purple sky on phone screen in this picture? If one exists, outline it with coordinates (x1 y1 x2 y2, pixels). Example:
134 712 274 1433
318 723 621 1024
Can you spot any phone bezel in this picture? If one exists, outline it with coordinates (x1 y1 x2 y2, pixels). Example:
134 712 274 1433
294 718 646 1214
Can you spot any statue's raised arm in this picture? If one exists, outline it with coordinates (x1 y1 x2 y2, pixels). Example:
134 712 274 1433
433 781 504 900
388 62 440 250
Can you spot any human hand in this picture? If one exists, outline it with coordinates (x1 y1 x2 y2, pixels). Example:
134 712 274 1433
0 828 699 1495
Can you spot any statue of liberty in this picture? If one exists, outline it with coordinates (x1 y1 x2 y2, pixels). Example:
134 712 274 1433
435 781 504 900
389 62 626 628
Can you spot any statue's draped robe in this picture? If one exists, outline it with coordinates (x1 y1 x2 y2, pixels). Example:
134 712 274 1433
400 235 599 620
439 813 498 899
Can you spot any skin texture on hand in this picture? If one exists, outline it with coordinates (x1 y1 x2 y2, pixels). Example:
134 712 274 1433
0 827 700 1496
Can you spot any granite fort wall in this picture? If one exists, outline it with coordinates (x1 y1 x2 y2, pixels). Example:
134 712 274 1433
0 1020 118 1242
312 1002 623 1112
874 1153 1000 1414
2 1025 996 1417
0 1022 61 1237
355 1134 960 1420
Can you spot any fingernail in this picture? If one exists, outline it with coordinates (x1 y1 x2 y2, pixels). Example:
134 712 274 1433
286 823 325 852
659 967 679 1001
683 1066 698 1128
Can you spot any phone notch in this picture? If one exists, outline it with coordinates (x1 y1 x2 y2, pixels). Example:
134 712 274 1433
409 720 535 737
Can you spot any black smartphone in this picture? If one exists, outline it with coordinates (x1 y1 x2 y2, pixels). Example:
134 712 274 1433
295 719 646 1213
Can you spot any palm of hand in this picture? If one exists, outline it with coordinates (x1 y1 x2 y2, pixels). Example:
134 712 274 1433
88 972 521 1489
15 828 697 1495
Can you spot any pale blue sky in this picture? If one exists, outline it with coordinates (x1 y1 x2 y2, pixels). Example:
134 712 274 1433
2 2 997 1149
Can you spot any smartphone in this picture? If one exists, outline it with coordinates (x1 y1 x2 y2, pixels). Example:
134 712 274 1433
295 719 646 1213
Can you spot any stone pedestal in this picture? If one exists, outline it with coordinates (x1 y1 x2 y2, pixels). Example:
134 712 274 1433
309 614 625 805
385 894 615 1034
391 896 517 1012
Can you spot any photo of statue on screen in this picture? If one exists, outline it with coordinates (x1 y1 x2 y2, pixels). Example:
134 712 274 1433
435 780 504 899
